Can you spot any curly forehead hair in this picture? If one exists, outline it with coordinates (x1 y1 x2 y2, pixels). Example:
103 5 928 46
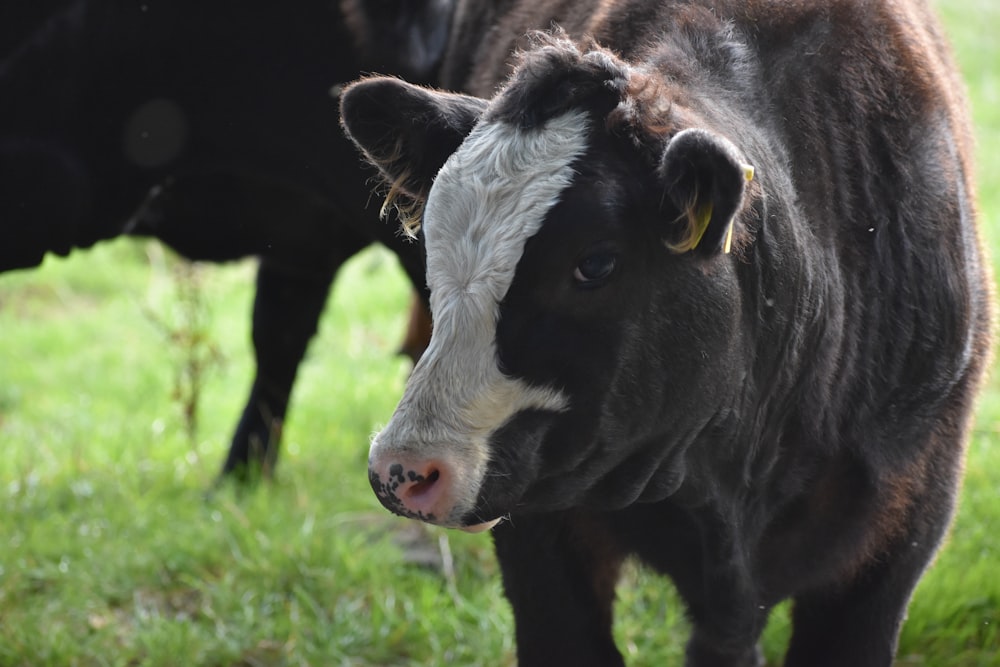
490 30 680 166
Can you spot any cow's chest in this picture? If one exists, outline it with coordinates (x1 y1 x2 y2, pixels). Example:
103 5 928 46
607 460 891 603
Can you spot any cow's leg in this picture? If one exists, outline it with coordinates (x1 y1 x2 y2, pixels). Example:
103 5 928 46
684 627 765 667
782 548 930 667
679 559 769 667
492 512 626 667
782 504 954 667
218 253 354 481
397 292 433 364
782 426 965 667
680 542 768 667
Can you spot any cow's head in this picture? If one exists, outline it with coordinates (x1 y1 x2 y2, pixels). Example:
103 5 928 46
341 35 758 531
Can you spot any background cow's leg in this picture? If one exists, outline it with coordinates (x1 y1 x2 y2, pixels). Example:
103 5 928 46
492 512 626 667
218 249 362 481
680 569 768 667
397 291 433 363
684 628 765 667
617 504 768 667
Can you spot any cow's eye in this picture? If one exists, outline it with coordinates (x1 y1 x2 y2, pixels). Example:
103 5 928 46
573 252 617 286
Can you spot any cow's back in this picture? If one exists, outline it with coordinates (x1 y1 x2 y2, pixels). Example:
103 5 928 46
742 0 990 457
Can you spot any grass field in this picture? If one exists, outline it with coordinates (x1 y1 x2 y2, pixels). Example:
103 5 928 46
1 2 998 665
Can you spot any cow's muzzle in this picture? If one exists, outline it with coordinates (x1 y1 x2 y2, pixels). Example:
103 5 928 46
368 454 499 533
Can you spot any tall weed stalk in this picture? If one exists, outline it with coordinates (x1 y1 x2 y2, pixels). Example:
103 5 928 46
143 246 224 456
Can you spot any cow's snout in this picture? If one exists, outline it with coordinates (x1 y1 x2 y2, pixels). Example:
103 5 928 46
368 452 500 533
369 456 447 521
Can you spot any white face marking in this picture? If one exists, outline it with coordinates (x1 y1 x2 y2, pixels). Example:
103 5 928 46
370 110 591 525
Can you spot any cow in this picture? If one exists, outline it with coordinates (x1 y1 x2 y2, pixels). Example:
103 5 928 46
0 0 451 480
340 0 992 664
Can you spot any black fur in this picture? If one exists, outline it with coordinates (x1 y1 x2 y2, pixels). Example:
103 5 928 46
0 1 448 480
342 0 991 665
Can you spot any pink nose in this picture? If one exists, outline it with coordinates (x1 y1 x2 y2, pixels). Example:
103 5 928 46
368 455 453 524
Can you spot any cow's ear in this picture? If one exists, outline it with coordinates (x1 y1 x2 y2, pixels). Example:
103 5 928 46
340 77 487 225
658 128 754 256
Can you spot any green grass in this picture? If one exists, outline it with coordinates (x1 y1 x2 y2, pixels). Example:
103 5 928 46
1 1 998 664
1 241 516 667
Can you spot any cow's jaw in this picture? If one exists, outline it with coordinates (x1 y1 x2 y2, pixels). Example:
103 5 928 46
367 111 590 529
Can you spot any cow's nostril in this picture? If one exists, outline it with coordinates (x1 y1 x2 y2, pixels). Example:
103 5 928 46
370 457 453 522
406 468 440 499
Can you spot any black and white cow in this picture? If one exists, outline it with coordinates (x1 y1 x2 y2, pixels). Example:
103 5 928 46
341 0 992 664
1 0 452 479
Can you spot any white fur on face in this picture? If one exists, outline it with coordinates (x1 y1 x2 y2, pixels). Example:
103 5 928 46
370 110 591 526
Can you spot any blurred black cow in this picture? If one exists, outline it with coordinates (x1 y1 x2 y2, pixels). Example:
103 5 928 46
0 0 452 479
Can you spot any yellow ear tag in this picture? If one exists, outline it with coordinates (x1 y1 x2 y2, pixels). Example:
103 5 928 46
683 163 753 254
720 164 755 254
723 220 735 254
690 201 713 251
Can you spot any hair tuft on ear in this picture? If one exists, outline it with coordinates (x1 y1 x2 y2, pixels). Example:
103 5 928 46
667 200 714 254
340 76 487 235
380 167 423 237
659 128 753 256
